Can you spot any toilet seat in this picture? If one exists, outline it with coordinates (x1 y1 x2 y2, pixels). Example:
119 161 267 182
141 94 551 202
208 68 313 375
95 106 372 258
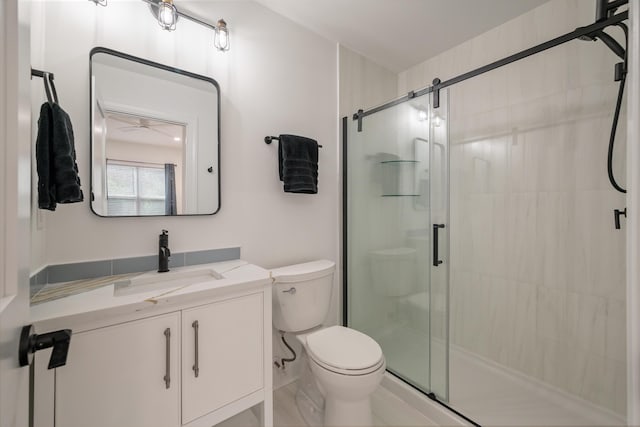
306 326 384 376
309 353 385 376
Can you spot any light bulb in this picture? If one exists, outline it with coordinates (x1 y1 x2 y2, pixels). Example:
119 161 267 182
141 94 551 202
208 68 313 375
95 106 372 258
433 114 442 127
418 110 428 121
157 0 177 31
214 19 230 51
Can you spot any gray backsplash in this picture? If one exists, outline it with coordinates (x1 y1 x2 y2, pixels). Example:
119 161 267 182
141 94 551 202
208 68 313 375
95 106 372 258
30 247 241 297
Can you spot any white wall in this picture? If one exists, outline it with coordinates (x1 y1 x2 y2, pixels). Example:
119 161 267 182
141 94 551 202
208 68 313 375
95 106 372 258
338 45 398 119
399 0 627 416
30 0 338 273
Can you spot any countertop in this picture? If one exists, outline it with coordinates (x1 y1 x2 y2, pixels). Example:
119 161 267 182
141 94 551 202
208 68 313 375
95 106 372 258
30 259 271 329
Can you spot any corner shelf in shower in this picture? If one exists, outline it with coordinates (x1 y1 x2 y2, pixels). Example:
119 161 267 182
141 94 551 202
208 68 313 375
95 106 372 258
379 160 420 164
379 160 420 197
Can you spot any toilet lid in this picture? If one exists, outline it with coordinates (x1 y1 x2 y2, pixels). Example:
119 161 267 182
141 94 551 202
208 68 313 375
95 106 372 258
306 326 383 371
271 260 335 283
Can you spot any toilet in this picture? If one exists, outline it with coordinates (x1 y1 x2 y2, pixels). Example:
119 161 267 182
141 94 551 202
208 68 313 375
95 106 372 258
271 260 386 427
369 247 417 296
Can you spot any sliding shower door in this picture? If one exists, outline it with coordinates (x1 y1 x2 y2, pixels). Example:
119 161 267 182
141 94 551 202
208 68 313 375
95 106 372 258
345 90 449 400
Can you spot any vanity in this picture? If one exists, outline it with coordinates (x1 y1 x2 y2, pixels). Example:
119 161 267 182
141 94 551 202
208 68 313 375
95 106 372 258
30 260 273 427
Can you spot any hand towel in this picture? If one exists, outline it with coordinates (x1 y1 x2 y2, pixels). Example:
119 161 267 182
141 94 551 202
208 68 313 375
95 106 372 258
36 103 56 210
35 102 83 210
51 104 83 204
278 134 318 194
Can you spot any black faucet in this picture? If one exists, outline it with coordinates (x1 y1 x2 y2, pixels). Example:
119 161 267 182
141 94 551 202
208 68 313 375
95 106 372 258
158 229 171 273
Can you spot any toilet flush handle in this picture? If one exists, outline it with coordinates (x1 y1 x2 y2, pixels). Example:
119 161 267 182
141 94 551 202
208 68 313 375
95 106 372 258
282 287 296 295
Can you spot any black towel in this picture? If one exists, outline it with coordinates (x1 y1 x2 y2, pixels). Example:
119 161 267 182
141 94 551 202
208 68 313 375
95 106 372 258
278 134 318 194
36 103 56 210
36 103 83 210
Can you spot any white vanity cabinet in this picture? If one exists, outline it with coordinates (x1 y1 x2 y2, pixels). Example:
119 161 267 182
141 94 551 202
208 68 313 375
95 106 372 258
181 293 263 424
32 270 272 427
54 313 181 427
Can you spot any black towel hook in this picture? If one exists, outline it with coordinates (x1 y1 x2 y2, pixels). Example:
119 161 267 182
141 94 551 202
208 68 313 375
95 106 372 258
47 73 59 104
32 68 59 104
43 73 54 105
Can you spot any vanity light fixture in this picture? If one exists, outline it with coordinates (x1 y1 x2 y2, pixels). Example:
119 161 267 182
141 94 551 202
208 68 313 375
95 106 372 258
139 0 230 50
88 0 107 6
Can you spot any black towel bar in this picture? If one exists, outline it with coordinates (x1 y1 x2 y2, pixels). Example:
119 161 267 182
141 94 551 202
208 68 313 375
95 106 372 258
265 136 322 148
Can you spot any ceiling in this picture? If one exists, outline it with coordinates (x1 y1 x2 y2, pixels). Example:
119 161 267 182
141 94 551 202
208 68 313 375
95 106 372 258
252 0 549 72
106 113 185 148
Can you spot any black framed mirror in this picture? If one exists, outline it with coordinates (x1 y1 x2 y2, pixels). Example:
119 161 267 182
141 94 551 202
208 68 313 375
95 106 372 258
90 47 220 217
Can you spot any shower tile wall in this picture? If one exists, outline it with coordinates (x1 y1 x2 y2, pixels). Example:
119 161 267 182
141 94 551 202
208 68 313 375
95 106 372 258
399 0 626 416
339 45 402 332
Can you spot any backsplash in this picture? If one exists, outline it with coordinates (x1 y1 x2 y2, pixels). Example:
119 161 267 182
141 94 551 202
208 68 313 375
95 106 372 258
30 247 240 297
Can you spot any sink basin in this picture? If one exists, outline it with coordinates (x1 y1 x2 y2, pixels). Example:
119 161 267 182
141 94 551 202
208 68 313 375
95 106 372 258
113 267 224 296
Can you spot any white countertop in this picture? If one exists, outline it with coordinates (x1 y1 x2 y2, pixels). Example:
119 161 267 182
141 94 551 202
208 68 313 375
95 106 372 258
30 259 271 329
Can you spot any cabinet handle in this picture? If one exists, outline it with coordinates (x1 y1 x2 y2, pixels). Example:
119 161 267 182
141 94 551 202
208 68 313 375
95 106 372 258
192 320 199 378
163 328 171 389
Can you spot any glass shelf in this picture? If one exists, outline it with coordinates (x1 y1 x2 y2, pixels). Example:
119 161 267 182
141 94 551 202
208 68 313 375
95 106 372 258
379 160 419 164
380 160 418 197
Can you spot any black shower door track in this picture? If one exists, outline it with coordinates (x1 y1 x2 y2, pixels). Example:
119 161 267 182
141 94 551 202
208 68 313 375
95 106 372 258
351 8 628 125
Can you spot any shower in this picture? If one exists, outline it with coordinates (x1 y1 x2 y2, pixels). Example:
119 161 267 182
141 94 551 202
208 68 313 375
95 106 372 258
344 0 629 425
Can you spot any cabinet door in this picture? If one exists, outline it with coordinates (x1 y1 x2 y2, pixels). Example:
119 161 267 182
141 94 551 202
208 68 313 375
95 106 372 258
55 313 180 427
182 293 263 424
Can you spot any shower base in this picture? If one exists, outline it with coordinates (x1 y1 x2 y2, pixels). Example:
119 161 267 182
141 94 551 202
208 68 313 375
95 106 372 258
376 326 625 426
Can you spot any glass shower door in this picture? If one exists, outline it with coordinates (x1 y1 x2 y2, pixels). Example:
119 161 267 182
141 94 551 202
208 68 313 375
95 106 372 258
345 89 449 400
428 90 449 401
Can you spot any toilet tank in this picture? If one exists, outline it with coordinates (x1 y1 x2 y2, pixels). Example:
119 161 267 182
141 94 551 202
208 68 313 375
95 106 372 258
369 248 417 296
271 260 335 332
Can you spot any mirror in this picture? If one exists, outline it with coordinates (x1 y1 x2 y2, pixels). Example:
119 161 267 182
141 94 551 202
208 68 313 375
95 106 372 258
90 47 220 217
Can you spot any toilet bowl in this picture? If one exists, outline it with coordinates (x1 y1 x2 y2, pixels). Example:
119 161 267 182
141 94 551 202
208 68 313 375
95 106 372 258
271 261 386 426
302 326 385 426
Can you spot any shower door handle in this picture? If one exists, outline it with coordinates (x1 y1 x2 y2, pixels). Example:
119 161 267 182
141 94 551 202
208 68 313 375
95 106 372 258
433 224 445 266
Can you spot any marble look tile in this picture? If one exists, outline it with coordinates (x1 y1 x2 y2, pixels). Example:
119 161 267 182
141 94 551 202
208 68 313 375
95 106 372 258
581 354 625 414
605 298 626 363
490 194 508 278
536 287 566 341
565 291 607 357
564 340 590 397
506 192 540 284
574 190 625 299
507 282 537 375
397 0 626 415
537 191 574 290
534 337 569 391
469 194 494 276
486 277 512 365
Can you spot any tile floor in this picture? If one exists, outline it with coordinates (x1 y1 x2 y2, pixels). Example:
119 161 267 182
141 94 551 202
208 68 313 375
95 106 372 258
217 381 437 427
